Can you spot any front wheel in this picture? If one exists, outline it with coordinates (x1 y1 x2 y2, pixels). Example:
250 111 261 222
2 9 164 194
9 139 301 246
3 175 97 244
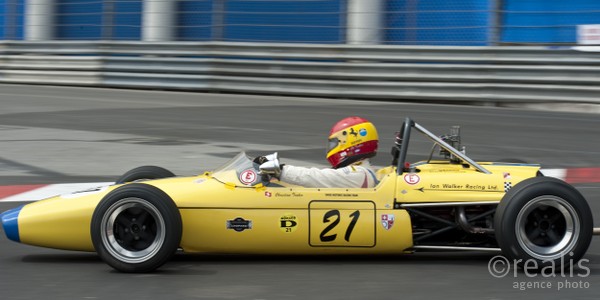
91 183 182 273
494 177 592 269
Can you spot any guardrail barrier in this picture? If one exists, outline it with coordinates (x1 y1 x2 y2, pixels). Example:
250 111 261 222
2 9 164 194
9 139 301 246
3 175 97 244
1 41 600 104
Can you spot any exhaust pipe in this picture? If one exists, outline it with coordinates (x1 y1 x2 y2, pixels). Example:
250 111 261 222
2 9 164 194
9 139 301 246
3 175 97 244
456 206 494 234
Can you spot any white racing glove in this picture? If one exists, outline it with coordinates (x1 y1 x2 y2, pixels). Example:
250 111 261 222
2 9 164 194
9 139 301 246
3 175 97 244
257 152 282 179
263 152 278 162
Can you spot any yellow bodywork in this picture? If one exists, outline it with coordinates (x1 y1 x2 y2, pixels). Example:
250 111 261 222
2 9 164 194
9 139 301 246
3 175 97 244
14 161 539 254
18 186 117 251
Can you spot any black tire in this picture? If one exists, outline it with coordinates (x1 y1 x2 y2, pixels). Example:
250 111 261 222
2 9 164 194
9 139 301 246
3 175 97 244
91 183 182 273
116 166 175 184
494 177 593 269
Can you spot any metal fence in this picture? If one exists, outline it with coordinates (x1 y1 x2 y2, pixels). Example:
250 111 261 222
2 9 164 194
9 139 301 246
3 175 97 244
1 41 599 104
3 1 600 45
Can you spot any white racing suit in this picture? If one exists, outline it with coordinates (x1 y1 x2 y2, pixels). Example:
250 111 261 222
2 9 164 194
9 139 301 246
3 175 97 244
279 160 378 188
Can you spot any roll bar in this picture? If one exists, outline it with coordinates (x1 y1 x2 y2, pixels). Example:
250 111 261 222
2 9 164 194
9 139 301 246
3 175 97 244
393 118 491 175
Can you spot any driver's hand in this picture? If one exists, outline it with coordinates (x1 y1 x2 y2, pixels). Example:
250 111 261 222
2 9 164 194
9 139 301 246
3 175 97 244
253 152 278 165
259 160 282 179
253 156 269 165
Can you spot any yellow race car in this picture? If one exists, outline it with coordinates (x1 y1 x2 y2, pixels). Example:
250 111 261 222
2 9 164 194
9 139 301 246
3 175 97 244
1 118 595 273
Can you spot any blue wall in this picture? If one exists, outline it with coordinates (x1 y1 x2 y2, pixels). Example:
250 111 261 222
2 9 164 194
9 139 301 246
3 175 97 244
56 0 103 39
0 0 7 39
176 0 345 43
112 0 142 40
56 0 140 40
222 0 345 43
177 0 213 41
501 0 600 44
386 0 492 45
4 0 600 44
0 0 24 40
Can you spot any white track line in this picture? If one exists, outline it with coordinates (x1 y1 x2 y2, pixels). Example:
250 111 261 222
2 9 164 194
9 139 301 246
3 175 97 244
0 182 113 202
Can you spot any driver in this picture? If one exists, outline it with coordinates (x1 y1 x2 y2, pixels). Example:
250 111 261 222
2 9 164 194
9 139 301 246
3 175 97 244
255 116 379 188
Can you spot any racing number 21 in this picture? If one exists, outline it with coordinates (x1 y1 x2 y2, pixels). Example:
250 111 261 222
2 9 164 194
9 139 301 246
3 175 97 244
309 201 374 247
319 210 360 242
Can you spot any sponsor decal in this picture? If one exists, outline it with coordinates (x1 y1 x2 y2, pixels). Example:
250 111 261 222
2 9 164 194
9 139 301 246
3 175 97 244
503 173 512 191
264 191 272 197
425 183 499 191
381 214 395 230
324 193 359 197
359 128 367 136
274 192 304 197
504 181 512 192
404 173 420 185
226 217 253 232
280 213 298 233
239 169 257 185
349 128 359 137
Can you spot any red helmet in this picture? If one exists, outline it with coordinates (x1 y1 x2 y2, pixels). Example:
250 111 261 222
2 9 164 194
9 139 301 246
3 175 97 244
326 117 378 169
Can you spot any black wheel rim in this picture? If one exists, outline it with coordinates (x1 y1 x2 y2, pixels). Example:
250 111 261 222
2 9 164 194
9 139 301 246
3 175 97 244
100 197 166 263
515 196 579 260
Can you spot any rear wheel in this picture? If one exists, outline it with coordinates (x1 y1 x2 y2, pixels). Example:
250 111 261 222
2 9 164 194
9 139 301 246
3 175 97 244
494 177 592 269
91 183 182 273
116 166 175 184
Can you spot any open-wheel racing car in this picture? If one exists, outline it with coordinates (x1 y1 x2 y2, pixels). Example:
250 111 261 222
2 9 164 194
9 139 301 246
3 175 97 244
1 118 597 272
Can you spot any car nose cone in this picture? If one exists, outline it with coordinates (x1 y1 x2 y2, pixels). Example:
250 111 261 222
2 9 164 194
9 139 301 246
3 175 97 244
1 205 23 242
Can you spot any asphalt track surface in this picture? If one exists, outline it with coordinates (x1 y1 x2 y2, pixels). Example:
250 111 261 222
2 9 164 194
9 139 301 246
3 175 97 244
0 84 599 299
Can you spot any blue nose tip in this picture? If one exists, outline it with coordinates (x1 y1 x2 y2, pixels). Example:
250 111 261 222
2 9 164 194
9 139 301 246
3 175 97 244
1 205 23 243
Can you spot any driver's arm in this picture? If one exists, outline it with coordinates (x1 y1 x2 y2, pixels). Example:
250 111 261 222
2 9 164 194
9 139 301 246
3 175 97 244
280 165 374 188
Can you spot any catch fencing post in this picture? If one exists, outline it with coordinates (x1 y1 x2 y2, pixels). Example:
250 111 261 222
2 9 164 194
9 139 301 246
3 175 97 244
347 0 383 44
142 0 176 41
25 0 54 40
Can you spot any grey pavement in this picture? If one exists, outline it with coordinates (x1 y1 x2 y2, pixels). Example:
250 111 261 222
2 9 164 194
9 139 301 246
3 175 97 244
0 84 599 299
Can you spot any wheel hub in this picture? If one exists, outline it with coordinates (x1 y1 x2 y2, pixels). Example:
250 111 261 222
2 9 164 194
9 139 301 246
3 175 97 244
538 220 550 231
132 224 140 233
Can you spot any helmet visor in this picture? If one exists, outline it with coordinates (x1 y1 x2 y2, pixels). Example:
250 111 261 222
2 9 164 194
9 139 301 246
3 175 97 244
327 137 340 153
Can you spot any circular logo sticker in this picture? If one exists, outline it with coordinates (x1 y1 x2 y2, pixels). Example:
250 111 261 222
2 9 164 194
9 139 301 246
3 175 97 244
280 213 298 233
239 169 257 185
359 128 367 136
404 173 420 185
